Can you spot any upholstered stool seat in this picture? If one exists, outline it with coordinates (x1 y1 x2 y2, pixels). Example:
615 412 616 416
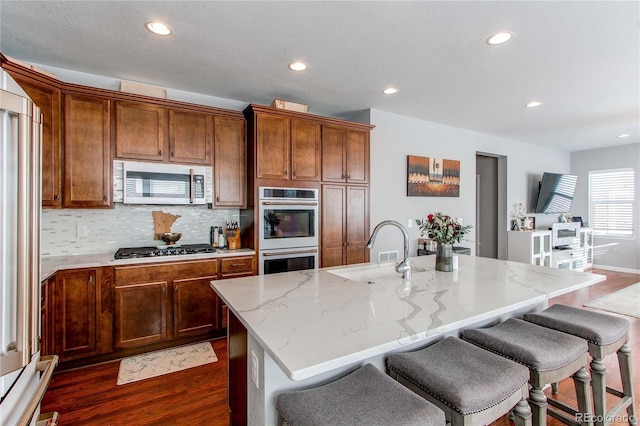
275 363 445 426
463 318 593 426
387 336 532 426
524 304 636 426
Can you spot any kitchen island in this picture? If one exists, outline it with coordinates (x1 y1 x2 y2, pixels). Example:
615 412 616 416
211 255 605 425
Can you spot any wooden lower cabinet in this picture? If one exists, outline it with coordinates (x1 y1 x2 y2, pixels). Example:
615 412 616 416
321 185 369 267
52 268 99 360
114 259 221 350
173 275 219 338
115 281 169 348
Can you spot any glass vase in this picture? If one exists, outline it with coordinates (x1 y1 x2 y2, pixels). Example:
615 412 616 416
435 243 453 272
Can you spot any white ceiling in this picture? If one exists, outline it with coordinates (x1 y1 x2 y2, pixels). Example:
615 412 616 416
1 1 638 152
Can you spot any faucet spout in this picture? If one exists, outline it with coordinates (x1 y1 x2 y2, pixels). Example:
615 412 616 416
367 220 411 280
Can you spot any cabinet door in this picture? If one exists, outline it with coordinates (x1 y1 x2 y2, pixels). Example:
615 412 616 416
169 110 213 164
53 269 97 359
214 116 246 207
12 77 62 207
345 130 369 184
114 281 169 348
345 185 369 265
115 102 166 161
256 114 289 179
321 185 346 267
291 119 321 181
173 276 219 338
63 94 111 207
321 126 345 182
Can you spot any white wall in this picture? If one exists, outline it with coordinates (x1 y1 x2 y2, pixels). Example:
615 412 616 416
571 143 640 272
367 108 571 260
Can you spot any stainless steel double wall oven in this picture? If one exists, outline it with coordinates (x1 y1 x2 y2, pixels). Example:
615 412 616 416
258 187 319 274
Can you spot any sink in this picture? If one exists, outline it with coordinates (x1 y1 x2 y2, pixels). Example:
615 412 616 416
328 262 427 282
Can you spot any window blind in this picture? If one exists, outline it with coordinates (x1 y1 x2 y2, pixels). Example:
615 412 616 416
588 168 635 237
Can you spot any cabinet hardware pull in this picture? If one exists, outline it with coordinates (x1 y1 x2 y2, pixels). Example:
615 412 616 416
292 170 296 177
88 276 93 284
158 149 162 156
231 263 245 267
54 194 59 201
171 151 175 157
347 174 351 179
262 201 318 206
175 285 178 291
216 196 220 202
284 170 288 176
103 195 107 201
162 287 166 294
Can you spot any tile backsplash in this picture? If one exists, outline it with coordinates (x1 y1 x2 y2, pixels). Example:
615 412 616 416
41 204 239 257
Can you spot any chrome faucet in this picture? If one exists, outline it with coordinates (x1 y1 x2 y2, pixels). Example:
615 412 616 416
366 220 411 280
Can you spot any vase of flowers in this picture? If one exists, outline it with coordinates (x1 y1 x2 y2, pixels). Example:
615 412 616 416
418 212 472 272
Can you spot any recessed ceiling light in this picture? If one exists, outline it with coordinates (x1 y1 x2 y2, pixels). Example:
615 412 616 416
486 32 512 45
525 101 542 108
145 22 172 36
618 134 630 138
382 87 398 95
289 62 307 71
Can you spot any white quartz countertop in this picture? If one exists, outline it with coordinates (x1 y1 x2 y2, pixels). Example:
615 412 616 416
211 255 605 381
41 248 256 281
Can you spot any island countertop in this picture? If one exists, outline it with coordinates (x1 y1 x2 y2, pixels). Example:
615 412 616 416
211 255 605 382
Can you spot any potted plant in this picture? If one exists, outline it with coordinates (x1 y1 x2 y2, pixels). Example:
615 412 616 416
418 213 472 271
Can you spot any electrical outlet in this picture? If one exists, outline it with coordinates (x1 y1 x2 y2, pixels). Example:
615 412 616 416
251 350 259 388
407 219 413 228
76 224 88 238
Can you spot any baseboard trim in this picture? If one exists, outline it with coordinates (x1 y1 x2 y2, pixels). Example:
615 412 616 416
592 264 640 275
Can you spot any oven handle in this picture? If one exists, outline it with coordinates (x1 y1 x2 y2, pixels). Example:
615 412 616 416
262 248 318 257
189 169 195 204
261 201 318 206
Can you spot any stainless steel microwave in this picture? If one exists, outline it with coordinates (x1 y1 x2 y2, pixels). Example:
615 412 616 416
122 161 212 205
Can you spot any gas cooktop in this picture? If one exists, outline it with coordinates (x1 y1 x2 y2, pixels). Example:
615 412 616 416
114 243 216 260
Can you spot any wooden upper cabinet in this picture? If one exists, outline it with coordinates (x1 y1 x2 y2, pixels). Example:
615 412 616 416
64 93 112 208
214 116 246 207
115 102 166 161
169 110 213 165
291 119 321 181
322 126 369 184
256 114 290 179
12 77 63 208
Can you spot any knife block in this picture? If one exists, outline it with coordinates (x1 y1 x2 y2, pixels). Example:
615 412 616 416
226 229 241 250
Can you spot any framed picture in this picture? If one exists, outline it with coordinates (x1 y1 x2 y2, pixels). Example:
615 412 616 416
407 155 460 197
527 216 536 230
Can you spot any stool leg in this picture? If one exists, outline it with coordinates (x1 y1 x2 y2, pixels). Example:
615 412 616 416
573 367 594 426
551 382 559 395
529 386 548 426
513 397 533 426
591 358 607 426
617 344 637 425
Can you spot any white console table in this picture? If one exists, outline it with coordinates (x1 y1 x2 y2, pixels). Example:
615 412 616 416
508 228 593 271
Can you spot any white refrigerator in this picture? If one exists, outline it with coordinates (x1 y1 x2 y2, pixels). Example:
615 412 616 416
0 70 58 425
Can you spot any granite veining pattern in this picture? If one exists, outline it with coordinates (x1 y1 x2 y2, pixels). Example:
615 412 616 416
212 255 605 381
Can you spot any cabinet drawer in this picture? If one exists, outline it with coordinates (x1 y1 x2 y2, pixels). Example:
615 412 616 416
115 259 219 283
221 256 255 276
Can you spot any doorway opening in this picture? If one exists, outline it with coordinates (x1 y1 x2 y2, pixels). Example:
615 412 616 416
476 153 507 259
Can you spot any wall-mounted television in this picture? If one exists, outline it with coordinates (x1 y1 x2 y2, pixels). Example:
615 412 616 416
534 172 578 214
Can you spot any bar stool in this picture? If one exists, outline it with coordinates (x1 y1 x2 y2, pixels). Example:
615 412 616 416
462 318 593 426
387 336 532 426
275 363 445 425
524 304 636 426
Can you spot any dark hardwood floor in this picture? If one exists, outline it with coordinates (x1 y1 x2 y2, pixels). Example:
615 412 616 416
41 268 639 425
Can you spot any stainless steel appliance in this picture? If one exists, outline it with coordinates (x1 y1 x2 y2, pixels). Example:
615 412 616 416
258 187 319 274
114 243 216 260
1 71 58 425
122 160 211 205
